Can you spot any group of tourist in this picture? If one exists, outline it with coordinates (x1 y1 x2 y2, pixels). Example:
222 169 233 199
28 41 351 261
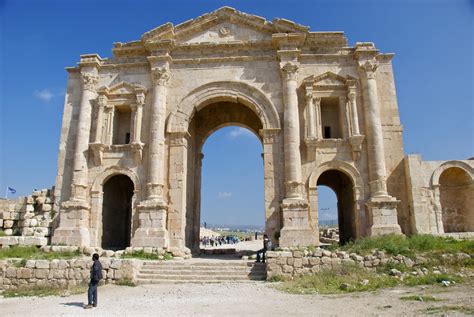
200 235 240 247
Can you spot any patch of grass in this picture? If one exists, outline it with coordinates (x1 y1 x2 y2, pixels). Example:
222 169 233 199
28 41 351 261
400 295 442 302
277 264 398 294
0 230 6 237
422 305 474 315
115 278 136 287
0 246 81 261
267 275 291 282
2 285 87 298
404 273 463 287
12 259 27 267
337 234 474 258
122 250 173 260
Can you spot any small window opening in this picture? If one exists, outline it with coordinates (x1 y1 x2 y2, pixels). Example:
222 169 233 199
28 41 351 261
125 133 130 144
324 126 331 139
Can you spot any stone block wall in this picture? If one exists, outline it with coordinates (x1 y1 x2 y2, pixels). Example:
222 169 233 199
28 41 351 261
266 248 423 279
0 258 138 290
0 188 56 246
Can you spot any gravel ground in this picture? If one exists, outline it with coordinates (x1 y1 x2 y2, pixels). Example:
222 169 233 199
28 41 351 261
0 282 473 317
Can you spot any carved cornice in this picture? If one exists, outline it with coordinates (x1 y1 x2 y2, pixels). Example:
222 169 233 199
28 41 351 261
151 67 171 86
280 62 299 81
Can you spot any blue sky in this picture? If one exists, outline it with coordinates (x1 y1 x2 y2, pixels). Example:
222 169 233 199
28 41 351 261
0 0 472 226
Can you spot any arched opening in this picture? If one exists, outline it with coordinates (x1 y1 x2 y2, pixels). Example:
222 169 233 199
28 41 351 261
317 170 355 244
439 167 474 232
102 174 134 249
185 101 265 253
317 186 339 243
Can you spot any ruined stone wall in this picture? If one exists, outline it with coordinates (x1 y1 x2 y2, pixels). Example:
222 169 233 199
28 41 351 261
0 189 56 246
404 155 474 235
266 248 431 279
0 258 138 290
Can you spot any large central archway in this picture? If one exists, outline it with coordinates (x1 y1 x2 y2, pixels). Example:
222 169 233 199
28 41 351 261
166 82 283 253
186 101 264 251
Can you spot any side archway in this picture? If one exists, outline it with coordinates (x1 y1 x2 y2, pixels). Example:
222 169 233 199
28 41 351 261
308 161 365 243
90 167 142 248
431 161 474 233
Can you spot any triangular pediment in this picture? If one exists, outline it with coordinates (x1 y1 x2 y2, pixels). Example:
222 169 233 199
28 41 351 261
98 81 147 96
141 7 309 44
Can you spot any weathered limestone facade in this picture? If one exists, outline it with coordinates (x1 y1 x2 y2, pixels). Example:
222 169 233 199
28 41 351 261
49 7 473 252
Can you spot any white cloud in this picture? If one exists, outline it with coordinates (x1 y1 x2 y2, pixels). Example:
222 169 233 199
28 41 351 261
34 89 54 103
228 127 253 138
218 191 233 198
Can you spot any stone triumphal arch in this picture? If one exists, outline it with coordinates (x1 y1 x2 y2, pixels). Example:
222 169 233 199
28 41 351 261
51 7 474 253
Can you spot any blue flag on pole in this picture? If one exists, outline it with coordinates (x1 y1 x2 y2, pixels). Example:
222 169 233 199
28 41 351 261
7 187 16 194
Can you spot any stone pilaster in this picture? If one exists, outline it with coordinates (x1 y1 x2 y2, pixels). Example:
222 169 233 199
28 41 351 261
347 85 365 160
53 54 101 247
355 43 401 236
167 132 190 251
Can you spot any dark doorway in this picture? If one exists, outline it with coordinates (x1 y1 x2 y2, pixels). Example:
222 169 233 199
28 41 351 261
102 174 134 250
317 170 355 244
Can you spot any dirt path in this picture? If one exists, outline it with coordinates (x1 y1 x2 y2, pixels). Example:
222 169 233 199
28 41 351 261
0 282 473 316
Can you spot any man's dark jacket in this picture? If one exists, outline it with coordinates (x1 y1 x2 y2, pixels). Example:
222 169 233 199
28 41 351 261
90 260 103 283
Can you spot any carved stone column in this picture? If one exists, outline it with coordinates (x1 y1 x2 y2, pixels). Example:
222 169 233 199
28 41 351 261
53 55 101 247
347 86 365 160
280 62 304 199
90 93 107 165
355 43 401 236
278 60 317 247
314 97 322 140
145 66 170 202
305 91 316 140
133 58 171 249
130 91 145 163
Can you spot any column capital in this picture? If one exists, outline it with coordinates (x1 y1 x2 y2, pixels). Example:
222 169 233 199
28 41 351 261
280 62 299 81
97 94 108 107
151 66 171 87
136 91 146 106
358 59 379 79
80 72 98 92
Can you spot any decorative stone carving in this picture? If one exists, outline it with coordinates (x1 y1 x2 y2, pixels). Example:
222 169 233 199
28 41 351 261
151 67 171 86
130 141 144 164
285 181 304 199
280 62 299 81
359 59 379 79
259 129 280 144
81 73 98 92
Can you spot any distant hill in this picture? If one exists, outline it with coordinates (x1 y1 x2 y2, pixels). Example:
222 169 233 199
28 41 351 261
203 224 264 232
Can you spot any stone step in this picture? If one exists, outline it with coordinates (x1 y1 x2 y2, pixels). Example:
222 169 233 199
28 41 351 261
136 274 266 281
139 265 266 271
136 278 265 284
141 261 262 267
139 268 265 274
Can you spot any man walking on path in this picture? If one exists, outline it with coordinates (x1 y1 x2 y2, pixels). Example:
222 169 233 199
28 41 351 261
84 253 103 309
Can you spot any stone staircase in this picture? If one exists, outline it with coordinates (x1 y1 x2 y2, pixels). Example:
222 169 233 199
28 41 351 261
136 260 267 284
